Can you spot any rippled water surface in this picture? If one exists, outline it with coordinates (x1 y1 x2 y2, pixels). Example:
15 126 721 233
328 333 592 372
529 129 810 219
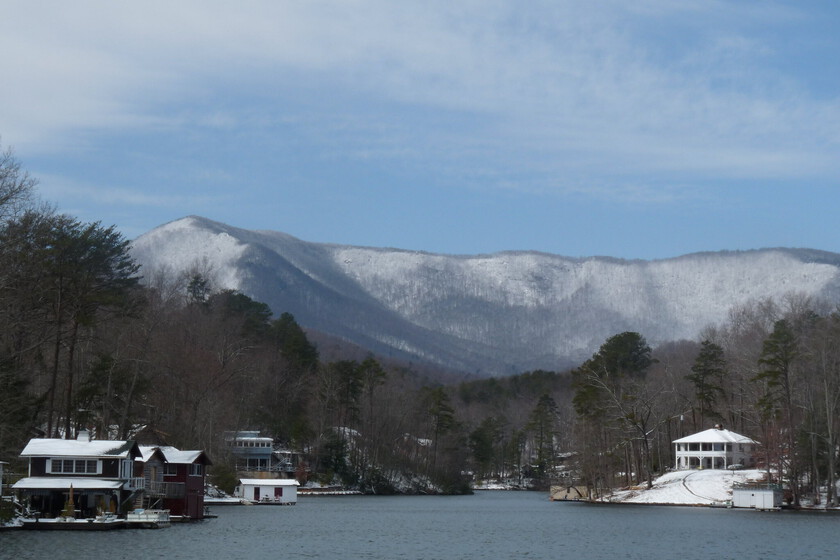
2 492 838 559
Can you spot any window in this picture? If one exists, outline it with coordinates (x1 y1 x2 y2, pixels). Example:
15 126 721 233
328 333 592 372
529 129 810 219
189 464 203 477
49 458 99 474
164 464 178 476
120 459 134 480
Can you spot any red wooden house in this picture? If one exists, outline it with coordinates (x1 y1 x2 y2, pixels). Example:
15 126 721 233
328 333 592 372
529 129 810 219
136 445 212 520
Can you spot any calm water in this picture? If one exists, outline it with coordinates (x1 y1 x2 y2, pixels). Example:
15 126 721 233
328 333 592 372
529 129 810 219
2 492 838 559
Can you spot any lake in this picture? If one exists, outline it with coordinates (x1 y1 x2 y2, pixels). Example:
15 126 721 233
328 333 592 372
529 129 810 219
2 492 838 559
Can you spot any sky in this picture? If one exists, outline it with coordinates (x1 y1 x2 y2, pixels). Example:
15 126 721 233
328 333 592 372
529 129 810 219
1 1 839 260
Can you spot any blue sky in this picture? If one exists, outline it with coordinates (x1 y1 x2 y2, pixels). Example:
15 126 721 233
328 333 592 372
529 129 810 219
1 1 838 259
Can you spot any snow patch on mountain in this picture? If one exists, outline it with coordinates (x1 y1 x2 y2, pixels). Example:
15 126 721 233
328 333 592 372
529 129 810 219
130 216 840 375
131 216 247 290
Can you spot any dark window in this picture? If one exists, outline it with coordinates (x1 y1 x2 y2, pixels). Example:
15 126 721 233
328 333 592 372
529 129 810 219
50 458 98 474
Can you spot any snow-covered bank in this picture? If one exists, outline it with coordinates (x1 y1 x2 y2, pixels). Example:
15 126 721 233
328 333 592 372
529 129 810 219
602 469 766 505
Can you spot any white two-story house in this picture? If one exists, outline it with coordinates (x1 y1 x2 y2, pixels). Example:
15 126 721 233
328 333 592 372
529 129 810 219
673 426 757 470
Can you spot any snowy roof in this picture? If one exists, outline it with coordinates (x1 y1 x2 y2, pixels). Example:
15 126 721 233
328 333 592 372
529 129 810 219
13 477 124 490
238 478 299 486
137 445 167 462
20 438 139 459
158 446 212 465
673 428 757 445
135 445 211 465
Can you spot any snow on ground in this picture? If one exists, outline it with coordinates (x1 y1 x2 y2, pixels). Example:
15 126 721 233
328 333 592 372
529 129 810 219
605 469 767 505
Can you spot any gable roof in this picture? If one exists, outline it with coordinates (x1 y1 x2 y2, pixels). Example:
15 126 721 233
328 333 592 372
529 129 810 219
673 428 757 445
135 445 213 465
158 446 213 466
137 445 168 463
20 438 141 459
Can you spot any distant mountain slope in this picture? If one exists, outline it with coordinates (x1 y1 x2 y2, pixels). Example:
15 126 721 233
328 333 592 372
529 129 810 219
130 216 840 375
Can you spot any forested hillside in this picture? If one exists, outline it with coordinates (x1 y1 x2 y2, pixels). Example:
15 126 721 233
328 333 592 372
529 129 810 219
132 216 840 377
2 146 839 502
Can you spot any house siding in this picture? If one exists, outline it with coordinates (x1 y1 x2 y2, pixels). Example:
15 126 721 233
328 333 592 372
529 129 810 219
162 464 206 519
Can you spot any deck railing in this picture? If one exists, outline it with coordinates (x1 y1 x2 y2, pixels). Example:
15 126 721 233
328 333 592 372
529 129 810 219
133 478 186 498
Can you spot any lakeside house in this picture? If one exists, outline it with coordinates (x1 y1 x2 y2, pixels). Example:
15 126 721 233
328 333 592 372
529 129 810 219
135 445 212 520
235 478 299 505
12 430 142 519
673 426 757 470
11 429 212 523
154 446 212 519
225 431 303 477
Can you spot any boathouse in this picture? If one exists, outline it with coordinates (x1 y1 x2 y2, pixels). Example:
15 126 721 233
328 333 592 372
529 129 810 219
12 430 142 518
673 426 757 470
236 478 299 505
155 446 212 519
732 483 783 509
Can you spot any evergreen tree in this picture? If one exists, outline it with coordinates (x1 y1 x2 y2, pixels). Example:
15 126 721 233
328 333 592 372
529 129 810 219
754 319 801 506
468 416 506 479
526 393 560 482
686 339 727 428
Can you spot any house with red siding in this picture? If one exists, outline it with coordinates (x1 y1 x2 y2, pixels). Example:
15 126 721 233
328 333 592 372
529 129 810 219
153 446 212 520
135 446 183 511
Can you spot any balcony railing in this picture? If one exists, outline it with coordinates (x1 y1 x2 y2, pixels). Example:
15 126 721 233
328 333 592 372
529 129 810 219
235 462 299 473
132 478 186 498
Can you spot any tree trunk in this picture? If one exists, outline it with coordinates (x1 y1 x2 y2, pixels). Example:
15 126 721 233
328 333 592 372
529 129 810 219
63 321 80 439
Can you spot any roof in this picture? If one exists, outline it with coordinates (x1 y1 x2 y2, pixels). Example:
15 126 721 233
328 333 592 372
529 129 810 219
137 445 168 463
136 445 212 465
238 478 299 486
157 446 213 466
20 438 141 459
12 477 124 490
673 428 758 445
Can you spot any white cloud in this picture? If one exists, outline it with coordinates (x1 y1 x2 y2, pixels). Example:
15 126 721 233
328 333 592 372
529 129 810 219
1 1 837 203
37 173 224 209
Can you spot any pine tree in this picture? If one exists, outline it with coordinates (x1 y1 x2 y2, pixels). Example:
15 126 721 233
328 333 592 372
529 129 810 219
686 339 727 428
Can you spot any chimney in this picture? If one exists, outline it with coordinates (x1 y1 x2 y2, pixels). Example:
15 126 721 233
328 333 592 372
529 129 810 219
77 429 91 442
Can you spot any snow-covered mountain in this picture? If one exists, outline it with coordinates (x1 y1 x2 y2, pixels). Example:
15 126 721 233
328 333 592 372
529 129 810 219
130 216 840 376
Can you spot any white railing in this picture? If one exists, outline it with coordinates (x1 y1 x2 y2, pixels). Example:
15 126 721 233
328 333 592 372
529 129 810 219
126 509 171 526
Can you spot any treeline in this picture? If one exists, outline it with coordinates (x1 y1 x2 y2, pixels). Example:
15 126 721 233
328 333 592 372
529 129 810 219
0 144 493 494
570 295 840 507
447 295 840 506
0 213 474 491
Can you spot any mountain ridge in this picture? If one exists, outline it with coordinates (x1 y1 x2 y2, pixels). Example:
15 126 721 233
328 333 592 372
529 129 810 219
130 216 840 376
